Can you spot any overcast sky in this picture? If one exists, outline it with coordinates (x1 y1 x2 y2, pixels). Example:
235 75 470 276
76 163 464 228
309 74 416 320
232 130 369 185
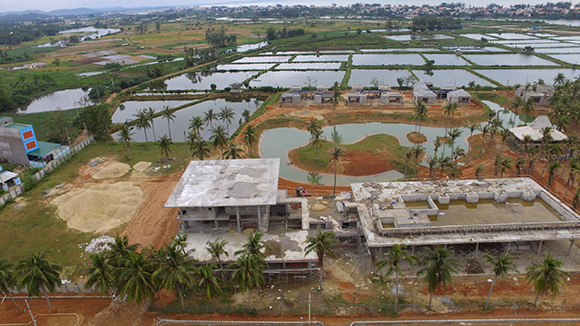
0 0 565 13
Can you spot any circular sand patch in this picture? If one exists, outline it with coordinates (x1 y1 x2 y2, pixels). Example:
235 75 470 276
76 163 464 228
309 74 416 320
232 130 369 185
52 182 144 233
91 162 131 179
311 203 327 212
133 161 152 172
406 131 427 144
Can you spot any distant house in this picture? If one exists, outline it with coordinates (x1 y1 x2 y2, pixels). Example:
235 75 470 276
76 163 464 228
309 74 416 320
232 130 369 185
0 166 20 191
281 93 301 105
380 92 404 104
515 84 555 105
0 117 70 167
413 89 437 104
347 92 367 104
509 116 567 143
447 89 472 104
229 82 242 94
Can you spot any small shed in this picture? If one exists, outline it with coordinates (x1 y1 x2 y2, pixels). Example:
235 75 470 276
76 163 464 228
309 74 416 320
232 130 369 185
447 89 471 104
314 92 332 104
0 168 20 191
281 93 301 105
290 85 302 93
347 93 367 105
378 84 391 92
316 85 329 92
381 92 403 104
413 89 437 104
352 85 364 92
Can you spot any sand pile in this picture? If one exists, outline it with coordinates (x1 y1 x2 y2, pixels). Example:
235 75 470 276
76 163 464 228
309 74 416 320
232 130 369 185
91 161 131 179
133 161 152 173
52 182 144 233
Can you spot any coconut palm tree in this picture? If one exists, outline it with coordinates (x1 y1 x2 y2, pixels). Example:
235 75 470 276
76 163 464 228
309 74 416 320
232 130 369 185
526 253 571 307
116 126 134 159
548 161 562 186
573 188 580 209
305 227 337 269
161 106 176 140
204 109 216 129
499 156 513 178
146 107 157 141
500 128 512 153
189 136 210 161
331 81 341 111
427 155 438 180
413 102 428 133
222 141 244 159
433 136 442 157
307 121 324 161
153 242 197 311
330 147 343 195
210 125 229 150
158 134 173 159
468 123 480 150
438 156 452 180
230 251 265 309
448 128 463 163
476 164 485 180
510 96 525 127
554 73 567 86
133 109 150 143
189 116 204 138
206 239 229 279
444 102 458 136
196 263 222 300
219 106 235 135
484 253 517 309
85 253 118 308
243 125 257 156
521 98 535 124
115 251 157 304
0 258 19 310
375 244 418 310
308 172 322 185
235 232 266 262
417 245 459 310
17 252 61 312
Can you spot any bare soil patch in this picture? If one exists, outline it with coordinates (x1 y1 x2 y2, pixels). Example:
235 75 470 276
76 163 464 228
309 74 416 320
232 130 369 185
407 131 427 144
91 161 131 179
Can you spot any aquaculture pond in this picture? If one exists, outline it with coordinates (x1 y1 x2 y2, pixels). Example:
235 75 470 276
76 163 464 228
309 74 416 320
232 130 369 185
351 53 425 66
275 62 342 70
464 54 559 66
423 54 471 66
112 100 194 124
461 33 498 40
215 63 274 71
233 56 291 63
117 98 262 142
411 69 495 87
535 47 580 53
360 48 440 52
18 88 95 114
258 100 528 186
164 71 256 90
385 34 426 41
548 54 580 64
474 68 580 86
442 46 508 52
348 69 412 86
249 71 345 88
486 33 538 40
292 55 350 62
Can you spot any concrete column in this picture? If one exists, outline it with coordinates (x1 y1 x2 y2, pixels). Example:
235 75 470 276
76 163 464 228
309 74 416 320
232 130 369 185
506 242 511 253
258 205 262 231
568 239 575 255
475 242 479 254
537 241 543 255
412 245 416 255
236 206 241 233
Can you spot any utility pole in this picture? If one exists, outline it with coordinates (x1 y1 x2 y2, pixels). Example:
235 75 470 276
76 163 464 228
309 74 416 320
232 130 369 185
308 292 311 322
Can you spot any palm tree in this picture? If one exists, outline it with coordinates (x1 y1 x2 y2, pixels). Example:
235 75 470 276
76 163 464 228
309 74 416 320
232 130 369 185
305 227 337 269
500 128 511 153
375 244 418 310
210 125 229 150
573 188 580 209
444 102 458 136
413 102 428 133
438 156 452 180
235 232 266 262
521 98 535 124
158 134 173 159
189 116 204 138
243 125 257 155
146 107 157 141
427 155 438 180
206 239 229 279
204 109 217 129
330 147 343 195
116 126 134 159
448 128 463 163
554 73 567 86
433 136 442 157
115 251 157 304
108 234 139 264
196 263 222 300
484 253 517 309
510 96 524 127
0 258 19 310
219 106 235 135
417 245 459 310
85 253 116 307
468 123 479 150
499 156 513 178
308 172 322 185
17 252 61 312
153 242 197 311
475 164 485 180
331 81 341 111
526 253 571 307
230 252 265 309
189 136 210 161
161 106 176 140
307 121 324 161
133 109 150 143
548 161 562 186
222 141 244 159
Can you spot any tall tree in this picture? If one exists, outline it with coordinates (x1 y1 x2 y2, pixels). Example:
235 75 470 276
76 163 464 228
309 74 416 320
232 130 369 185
116 126 134 159
222 141 244 159
483 253 516 309
413 102 429 133
331 147 343 195
243 125 257 156
204 109 216 129
85 253 116 308
161 106 176 140
153 242 197 311
0 258 20 310
375 244 418 310
196 263 222 300
210 125 229 150
548 161 562 186
158 134 173 159
133 109 150 143
206 239 229 279
189 116 204 138
115 251 157 304
417 245 459 310
331 81 342 111
525 253 571 307
448 128 463 164
307 120 324 161
146 107 157 142
305 227 337 269
229 252 265 309
219 106 235 135
189 135 210 161
17 252 62 312
521 98 535 124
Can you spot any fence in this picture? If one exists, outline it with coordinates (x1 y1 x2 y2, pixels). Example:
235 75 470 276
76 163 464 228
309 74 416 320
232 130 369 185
8 281 100 296
0 136 94 206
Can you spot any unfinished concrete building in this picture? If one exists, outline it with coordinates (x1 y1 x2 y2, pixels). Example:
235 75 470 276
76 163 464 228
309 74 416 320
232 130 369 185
447 89 472 104
515 85 555 105
351 178 580 256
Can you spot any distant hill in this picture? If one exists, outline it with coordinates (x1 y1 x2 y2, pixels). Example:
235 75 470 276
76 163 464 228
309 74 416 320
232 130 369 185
0 6 173 17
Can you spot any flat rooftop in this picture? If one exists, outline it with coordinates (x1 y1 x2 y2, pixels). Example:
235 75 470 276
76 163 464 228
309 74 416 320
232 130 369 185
165 158 280 208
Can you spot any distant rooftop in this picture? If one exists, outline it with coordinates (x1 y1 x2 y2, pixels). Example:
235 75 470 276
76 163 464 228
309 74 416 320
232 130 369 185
165 158 280 208
28 141 60 158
